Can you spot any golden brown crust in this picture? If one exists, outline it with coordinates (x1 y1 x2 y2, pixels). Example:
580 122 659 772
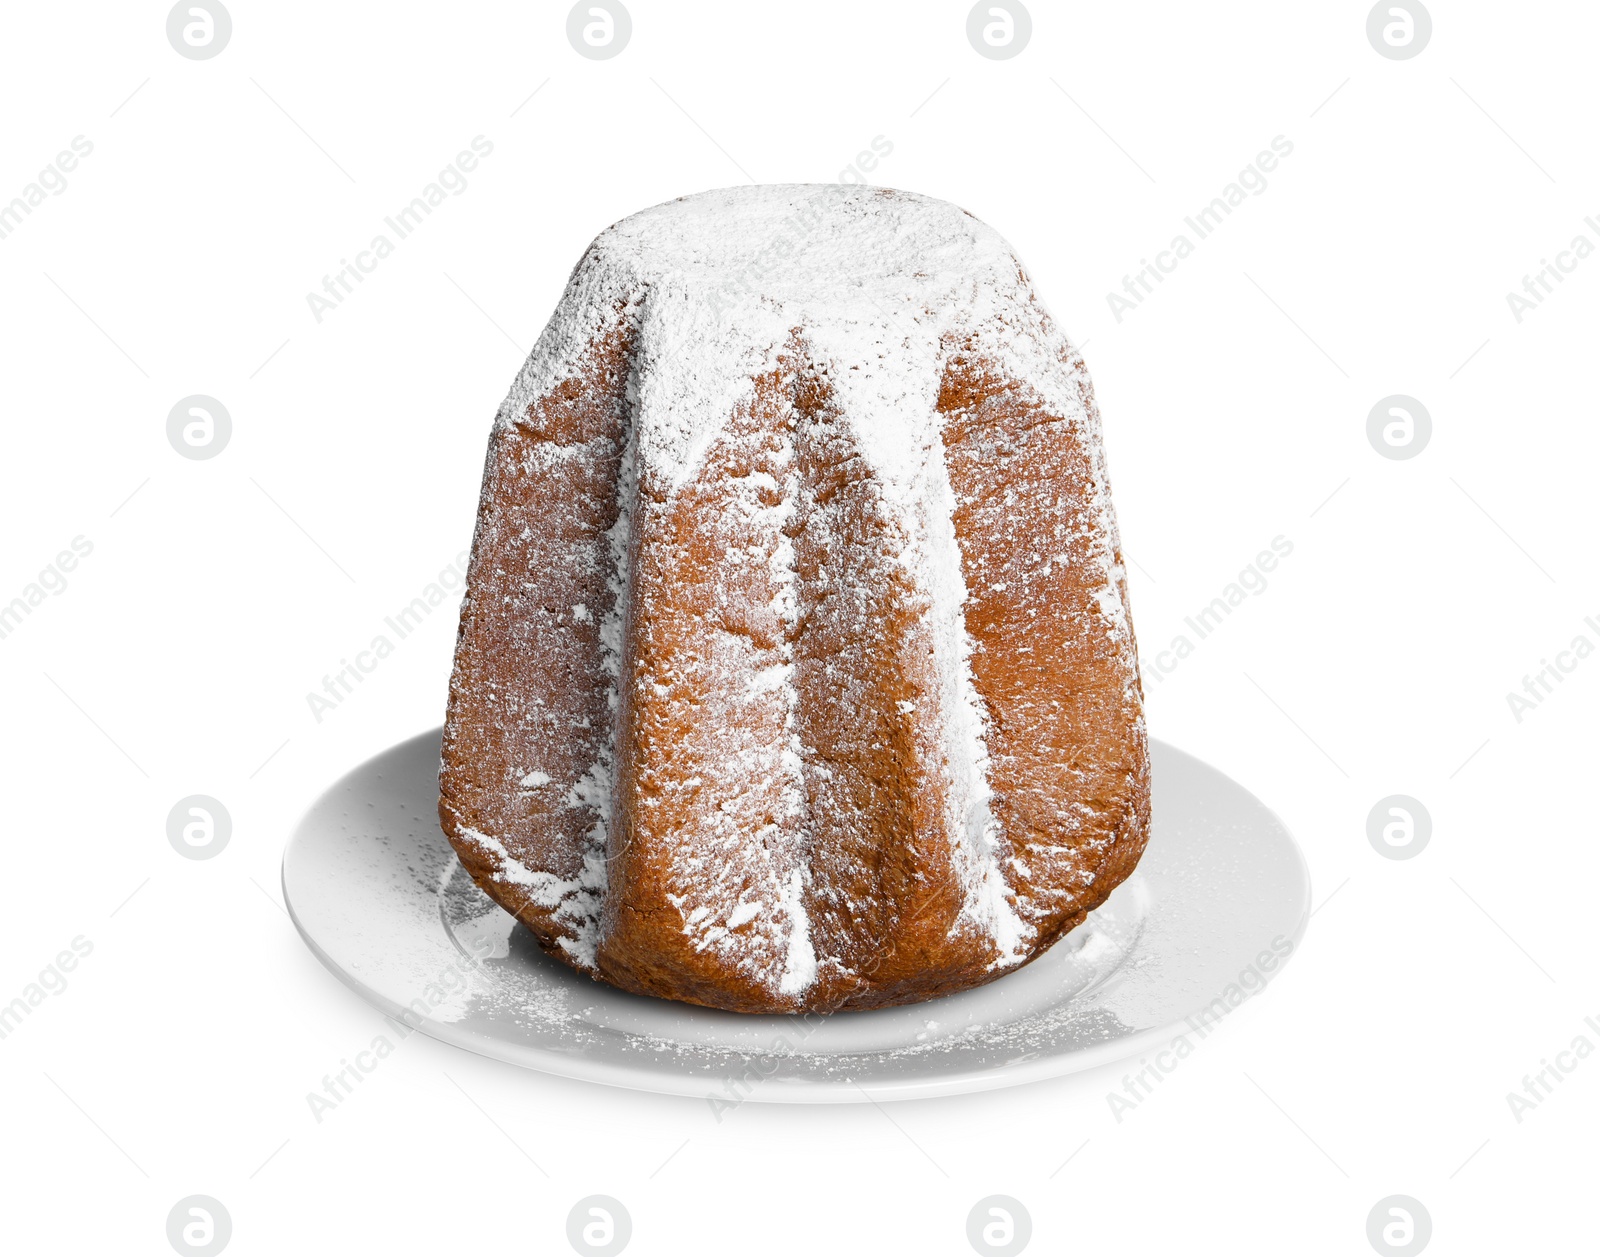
438 193 1148 1014
438 325 632 962
440 332 1148 1013
939 342 1150 955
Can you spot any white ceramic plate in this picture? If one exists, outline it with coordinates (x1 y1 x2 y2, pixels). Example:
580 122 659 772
283 729 1309 1103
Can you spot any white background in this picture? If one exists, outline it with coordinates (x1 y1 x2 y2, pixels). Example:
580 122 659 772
1 1 1595 1253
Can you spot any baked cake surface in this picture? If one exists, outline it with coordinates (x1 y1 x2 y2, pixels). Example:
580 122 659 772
440 185 1149 1013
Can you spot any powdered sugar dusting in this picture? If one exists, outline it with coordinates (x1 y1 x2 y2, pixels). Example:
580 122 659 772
474 186 1136 1003
458 826 605 969
777 869 817 995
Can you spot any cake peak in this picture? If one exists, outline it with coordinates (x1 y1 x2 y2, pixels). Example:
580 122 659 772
592 184 1007 307
506 184 1079 504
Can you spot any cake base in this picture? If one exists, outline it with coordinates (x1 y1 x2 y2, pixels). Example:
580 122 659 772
285 729 1309 1102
